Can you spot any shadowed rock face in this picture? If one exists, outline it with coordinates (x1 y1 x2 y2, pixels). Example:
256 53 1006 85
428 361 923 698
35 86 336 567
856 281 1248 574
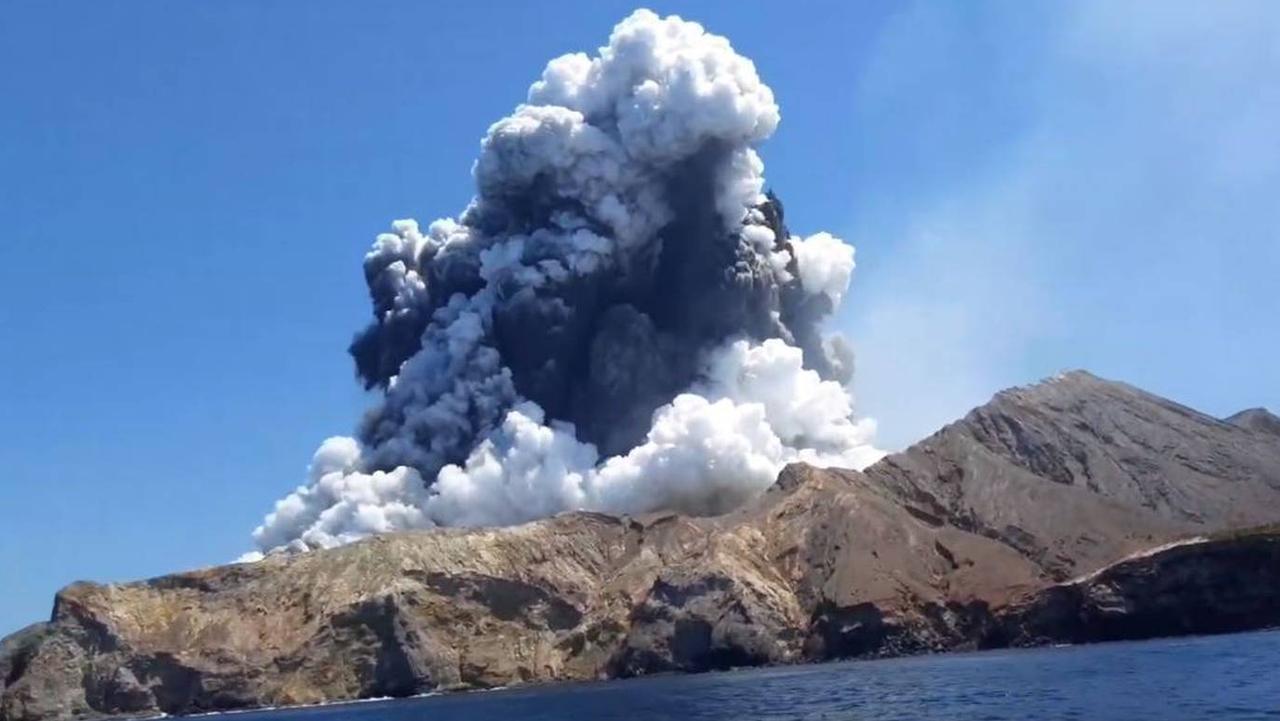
991 527 1280 647
3 372 1279 721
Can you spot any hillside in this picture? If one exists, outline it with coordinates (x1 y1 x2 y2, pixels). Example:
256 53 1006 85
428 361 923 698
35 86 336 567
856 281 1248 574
867 371 1280 577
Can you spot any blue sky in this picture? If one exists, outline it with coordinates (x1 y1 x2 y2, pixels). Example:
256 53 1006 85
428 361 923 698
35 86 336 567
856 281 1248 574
1 1 1276 635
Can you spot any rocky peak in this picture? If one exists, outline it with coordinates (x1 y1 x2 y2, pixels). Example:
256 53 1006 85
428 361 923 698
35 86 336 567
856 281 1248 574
1226 407 1280 437
865 370 1280 578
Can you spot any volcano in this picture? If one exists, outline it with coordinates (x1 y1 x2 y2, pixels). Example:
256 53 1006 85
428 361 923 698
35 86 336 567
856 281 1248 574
4 371 1279 721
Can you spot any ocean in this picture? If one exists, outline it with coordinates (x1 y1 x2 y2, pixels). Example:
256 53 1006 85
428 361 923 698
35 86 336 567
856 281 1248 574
178 630 1280 721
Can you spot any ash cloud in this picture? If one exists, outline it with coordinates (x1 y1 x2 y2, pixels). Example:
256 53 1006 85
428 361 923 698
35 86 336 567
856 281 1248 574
249 9 881 556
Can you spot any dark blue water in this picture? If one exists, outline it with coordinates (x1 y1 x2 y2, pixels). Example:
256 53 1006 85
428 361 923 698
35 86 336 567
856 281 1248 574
205 631 1280 721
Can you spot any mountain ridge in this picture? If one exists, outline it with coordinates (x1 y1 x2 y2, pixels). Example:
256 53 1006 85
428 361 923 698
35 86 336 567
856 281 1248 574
865 369 1280 578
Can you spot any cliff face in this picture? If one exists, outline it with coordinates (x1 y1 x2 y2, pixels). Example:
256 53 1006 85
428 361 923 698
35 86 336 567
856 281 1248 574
994 527 1280 646
4 372 1279 721
0 470 1045 721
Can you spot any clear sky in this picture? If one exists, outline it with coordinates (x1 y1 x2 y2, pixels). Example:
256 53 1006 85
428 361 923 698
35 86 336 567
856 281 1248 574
1 1 1276 635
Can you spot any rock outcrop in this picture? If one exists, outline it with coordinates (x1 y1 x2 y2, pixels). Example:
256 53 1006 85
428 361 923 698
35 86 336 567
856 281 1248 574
3 371 1279 720
994 526 1280 646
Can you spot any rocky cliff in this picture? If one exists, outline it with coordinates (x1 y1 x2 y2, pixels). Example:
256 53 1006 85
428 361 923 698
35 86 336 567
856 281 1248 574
994 526 1280 646
3 372 1279 721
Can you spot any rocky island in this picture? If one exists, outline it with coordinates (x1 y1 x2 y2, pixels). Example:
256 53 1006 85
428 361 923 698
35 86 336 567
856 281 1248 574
2 370 1279 721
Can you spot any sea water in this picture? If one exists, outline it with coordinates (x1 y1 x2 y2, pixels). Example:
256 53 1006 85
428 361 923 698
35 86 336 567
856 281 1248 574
173 630 1280 721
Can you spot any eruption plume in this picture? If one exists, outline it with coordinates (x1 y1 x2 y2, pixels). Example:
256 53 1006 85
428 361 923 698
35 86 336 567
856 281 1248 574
249 9 881 556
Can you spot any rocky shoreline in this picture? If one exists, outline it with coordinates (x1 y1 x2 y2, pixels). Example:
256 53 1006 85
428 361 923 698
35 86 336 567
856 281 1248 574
4 372 1279 721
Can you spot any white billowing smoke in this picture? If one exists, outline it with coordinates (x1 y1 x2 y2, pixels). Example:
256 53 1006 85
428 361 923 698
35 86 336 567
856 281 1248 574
789 232 856 306
245 9 881 559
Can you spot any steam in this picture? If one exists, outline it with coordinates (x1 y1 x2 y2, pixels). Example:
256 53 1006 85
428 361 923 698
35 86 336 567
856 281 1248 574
248 9 880 556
